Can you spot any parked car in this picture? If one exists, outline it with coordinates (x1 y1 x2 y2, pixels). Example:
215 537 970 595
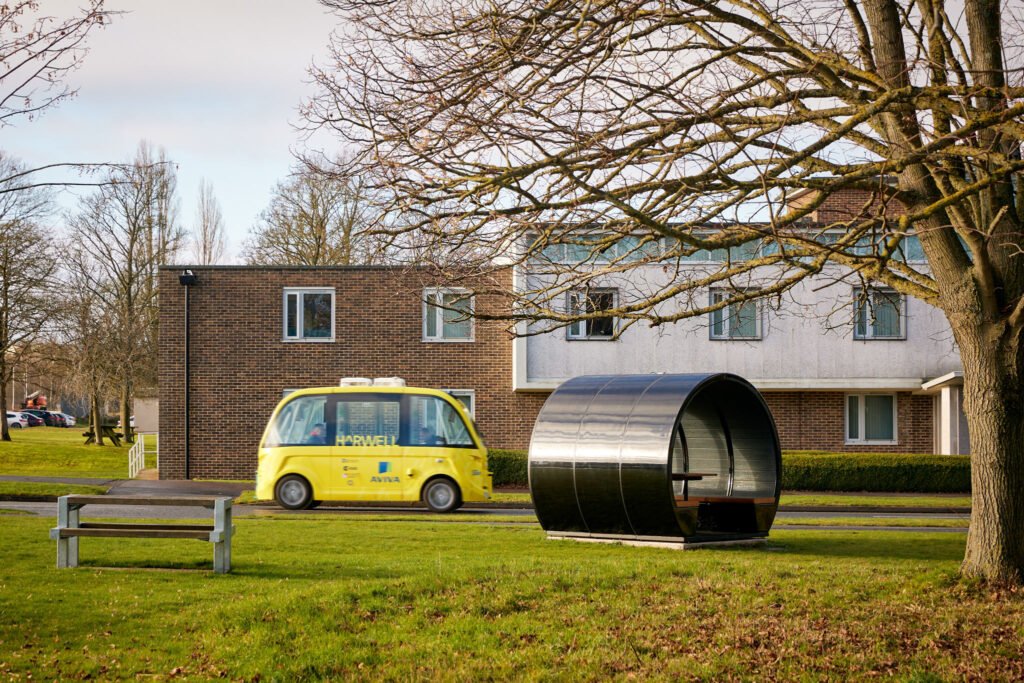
22 409 61 427
59 413 76 427
20 412 43 427
116 415 136 430
6 411 27 429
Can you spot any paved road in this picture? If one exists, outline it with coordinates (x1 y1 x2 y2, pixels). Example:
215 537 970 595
1 501 968 533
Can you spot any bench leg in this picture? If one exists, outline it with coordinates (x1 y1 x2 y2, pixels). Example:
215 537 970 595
214 540 228 574
213 499 232 574
56 499 80 569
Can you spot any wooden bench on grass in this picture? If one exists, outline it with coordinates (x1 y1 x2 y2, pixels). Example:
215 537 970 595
50 495 234 574
81 424 124 446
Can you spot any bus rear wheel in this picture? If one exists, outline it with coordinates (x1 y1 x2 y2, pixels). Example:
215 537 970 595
275 475 313 510
423 478 462 513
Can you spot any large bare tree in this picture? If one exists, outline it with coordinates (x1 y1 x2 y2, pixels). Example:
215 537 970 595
243 164 384 265
0 153 57 441
307 0 1024 584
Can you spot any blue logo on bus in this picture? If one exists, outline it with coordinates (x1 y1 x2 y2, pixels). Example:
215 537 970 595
378 461 392 474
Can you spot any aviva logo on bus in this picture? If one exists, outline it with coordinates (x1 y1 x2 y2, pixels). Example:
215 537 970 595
372 461 400 483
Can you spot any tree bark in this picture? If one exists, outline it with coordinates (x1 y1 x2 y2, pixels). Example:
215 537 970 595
119 378 133 444
0 370 9 443
956 324 1024 584
90 392 104 446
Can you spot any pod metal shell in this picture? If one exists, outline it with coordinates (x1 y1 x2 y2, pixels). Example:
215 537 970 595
528 373 781 541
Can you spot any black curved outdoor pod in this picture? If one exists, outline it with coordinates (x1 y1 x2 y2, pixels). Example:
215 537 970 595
528 373 781 545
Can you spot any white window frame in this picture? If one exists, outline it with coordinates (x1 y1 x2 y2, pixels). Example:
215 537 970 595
853 287 907 340
422 288 475 342
282 287 335 342
708 289 762 340
444 389 476 418
845 393 899 445
566 288 618 341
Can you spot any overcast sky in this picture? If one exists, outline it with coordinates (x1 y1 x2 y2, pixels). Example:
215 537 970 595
6 0 340 263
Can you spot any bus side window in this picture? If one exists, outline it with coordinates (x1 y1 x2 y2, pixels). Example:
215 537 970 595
268 395 328 446
408 396 473 446
336 398 400 447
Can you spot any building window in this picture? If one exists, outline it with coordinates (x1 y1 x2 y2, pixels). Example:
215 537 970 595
853 288 905 340
846 394 897 444
423 288 474 341
567 289 617 340
709 289 761 340
283 288 335 341
444 389 475 418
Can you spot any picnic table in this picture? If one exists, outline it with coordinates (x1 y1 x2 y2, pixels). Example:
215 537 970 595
82 424 123 446
50 495 235 573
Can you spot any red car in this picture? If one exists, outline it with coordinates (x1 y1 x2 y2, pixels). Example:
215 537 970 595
21 412 43 427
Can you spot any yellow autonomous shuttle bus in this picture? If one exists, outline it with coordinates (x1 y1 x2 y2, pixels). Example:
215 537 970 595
255 378 493 512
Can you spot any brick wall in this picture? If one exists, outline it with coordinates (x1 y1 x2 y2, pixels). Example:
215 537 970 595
159 266 548 480
762 391 934 452
792 186 908 224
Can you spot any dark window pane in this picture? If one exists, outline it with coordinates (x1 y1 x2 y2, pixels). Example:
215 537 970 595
286 293 297 338
864 395 895 441
847 395 859 440
303 293 332 338
731 301 757 338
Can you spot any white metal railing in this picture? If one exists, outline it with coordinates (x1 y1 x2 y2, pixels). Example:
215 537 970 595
128 433 159 478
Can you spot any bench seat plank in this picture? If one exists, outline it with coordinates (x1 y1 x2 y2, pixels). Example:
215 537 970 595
62 495 224 508
670 472 718 481
80 522 215 532
55 528 213 540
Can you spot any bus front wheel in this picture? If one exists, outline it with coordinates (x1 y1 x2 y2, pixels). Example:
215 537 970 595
423 478 462 513
275 475 313 510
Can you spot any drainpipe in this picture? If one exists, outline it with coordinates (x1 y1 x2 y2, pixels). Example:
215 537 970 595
179 270 197 479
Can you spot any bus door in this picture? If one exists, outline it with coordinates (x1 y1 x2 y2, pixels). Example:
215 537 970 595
335 394 403 500
405 394 478 491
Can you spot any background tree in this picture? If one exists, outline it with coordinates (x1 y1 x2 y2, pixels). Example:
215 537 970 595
307 0 1024 584
191 178 226 265
58 273 116 445
0 153 57 441
67 142 184 442
243 163 384 265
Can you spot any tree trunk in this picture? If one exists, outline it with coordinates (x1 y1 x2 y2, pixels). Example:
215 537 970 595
0 374 9 442
119 379 133 444
957 326 1024 585
91 392 104 446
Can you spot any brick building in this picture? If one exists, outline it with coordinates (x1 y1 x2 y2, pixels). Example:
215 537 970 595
158 266 546 479
158 191 967 480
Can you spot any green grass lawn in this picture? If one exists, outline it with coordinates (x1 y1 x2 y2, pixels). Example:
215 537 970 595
781 493 972 508
779 516 969 529
0 482 109 498
2 516 1021 680
0 427 128 478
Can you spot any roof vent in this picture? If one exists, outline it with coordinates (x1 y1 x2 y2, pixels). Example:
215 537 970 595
372 377 407 387
339 377 373 387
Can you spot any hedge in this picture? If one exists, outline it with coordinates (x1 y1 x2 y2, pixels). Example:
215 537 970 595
486 449 970 493
782 451 970 493
488 449 529 488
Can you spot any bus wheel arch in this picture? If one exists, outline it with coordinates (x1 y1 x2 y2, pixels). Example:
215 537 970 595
421 476 462 513
275 473 315 510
